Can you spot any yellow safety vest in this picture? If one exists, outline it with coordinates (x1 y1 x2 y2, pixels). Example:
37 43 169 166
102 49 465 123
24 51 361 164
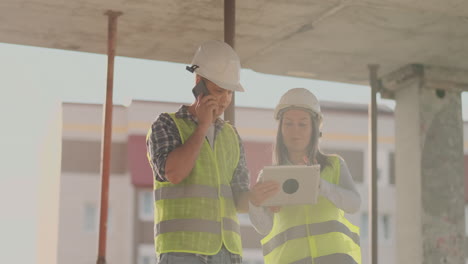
261 156 361 264
153 113 242 256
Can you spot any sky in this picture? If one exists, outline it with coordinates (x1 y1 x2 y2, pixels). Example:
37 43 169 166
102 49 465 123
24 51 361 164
0 42 393 109
2 41 467 117
2 42 467 118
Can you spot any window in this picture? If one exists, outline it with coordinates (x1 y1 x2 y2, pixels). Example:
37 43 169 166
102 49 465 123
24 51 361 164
360 212 368 239
465 205 468 237
238 213 251 226
389 152 395 185
376 168 382 182
83 203 112 233
375 149 391 185
84 203 97 232
139 190 154 221
138 244 156 264
380 214 392 241
243 260 264 264
360 212 393 242
140 256 153 264
322 148 364 183
242 249 264 264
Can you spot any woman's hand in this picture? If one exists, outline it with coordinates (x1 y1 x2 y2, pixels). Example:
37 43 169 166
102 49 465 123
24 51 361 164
249 180 280 207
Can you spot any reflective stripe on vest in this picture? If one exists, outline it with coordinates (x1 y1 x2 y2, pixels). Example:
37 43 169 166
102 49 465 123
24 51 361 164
155 217 240 236
262 220 360 255
315 253 358 264
291 254 358 264
290 257 313 264
154 184 234 200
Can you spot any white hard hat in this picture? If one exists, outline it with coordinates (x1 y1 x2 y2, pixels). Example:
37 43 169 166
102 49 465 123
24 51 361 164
274 88 322 121
186 40 244 92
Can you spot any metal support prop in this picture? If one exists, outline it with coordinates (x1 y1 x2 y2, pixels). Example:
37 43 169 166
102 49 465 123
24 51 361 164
224 0 236 125
96 10 122 264
368 64 380 264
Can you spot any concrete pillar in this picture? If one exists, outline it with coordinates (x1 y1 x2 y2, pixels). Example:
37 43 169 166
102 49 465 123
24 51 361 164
380 64 466 264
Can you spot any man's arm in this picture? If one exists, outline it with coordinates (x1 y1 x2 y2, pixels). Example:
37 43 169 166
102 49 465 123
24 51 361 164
147 113 210 185
147 111 209 184
147 113 176 182
164 96 217 184
164 122 209 184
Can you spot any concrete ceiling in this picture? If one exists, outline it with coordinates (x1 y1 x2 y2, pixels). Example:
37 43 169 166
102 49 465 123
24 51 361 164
2 0 468 85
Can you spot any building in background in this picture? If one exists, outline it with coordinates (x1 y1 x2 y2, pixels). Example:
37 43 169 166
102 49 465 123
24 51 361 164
57 99 468 264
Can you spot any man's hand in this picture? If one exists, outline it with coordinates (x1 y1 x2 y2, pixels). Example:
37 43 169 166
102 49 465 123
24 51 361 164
165 95 219 184
195 94 217 127
249 181 280 207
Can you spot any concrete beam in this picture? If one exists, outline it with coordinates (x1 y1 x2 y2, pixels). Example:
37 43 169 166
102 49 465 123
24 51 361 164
380 64 468 99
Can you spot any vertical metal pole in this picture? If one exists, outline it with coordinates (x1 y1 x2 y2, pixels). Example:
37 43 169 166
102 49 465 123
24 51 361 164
96 10 122 264
224 0 236 125
368 64 380 264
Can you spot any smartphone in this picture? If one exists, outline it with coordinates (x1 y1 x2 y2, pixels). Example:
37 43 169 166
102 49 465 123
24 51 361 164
192 80 209 98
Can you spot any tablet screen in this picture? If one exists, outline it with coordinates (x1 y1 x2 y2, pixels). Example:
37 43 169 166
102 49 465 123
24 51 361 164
261 165 321 206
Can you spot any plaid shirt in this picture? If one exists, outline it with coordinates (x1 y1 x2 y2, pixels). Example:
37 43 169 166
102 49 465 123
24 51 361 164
147 105 249 263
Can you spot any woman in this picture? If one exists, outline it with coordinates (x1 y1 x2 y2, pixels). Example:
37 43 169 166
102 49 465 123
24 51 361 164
249 88 362 264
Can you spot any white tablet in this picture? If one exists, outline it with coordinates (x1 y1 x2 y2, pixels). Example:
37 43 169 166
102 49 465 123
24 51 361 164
260 165 321 206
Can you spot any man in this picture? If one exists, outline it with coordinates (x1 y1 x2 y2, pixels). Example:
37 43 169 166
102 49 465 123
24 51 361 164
146 40 251 264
